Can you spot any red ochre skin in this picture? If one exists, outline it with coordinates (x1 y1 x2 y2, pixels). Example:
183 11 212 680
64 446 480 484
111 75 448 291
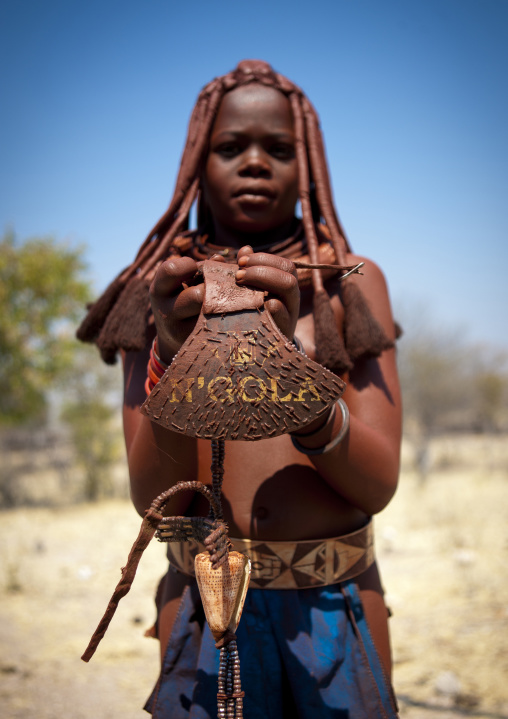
122 85 402 677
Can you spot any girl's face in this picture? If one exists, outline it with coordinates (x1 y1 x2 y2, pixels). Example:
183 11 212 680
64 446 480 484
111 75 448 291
202 84 299 245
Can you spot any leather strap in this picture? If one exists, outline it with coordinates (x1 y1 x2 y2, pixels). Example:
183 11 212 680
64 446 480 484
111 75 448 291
166 520 374 590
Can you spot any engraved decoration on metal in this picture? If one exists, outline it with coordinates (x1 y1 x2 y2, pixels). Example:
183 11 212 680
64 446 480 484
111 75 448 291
141 260 346 440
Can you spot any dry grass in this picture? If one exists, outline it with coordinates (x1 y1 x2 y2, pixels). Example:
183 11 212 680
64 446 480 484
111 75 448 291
0 434 507 718
379 434 508 718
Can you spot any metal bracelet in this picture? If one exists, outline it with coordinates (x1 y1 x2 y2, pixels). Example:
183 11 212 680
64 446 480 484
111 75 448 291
292 335 306 356
291 398 350 455
292 402 336 438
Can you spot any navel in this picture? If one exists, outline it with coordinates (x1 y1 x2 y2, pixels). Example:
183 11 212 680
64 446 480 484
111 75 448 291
254 506 269 521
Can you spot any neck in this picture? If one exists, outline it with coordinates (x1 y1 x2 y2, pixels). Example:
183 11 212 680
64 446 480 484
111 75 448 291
209 217 299 251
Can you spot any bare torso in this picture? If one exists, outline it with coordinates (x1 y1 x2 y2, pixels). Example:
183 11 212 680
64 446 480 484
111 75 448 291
192 428 367 541
123 254 400 676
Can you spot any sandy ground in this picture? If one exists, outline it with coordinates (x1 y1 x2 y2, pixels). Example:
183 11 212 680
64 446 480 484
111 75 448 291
1 434 507 719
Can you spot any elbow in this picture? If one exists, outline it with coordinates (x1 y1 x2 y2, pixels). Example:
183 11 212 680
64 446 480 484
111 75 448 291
364 484 398 515
128 464 155 517
130 482 150 517
362 440 401 514
362 467 399 515
347 453 400 515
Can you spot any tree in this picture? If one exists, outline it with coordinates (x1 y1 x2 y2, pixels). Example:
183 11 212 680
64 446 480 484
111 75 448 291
0 231 91 425
398 330 468 436
396 302 508 479
60 344 123 501
396 304 470 479
0 232 123 506
468 348 508 433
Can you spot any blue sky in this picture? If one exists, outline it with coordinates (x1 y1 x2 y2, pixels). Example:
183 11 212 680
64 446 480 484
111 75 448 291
1 0 507 349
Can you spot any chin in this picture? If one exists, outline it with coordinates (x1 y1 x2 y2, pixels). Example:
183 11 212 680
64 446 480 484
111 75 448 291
233 212 294 235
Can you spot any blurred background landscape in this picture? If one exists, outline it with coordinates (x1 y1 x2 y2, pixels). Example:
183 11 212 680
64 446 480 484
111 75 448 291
1 0 507 717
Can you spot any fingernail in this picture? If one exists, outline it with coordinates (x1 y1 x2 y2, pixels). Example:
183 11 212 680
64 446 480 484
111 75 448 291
238 256 248 266
236 270 246 280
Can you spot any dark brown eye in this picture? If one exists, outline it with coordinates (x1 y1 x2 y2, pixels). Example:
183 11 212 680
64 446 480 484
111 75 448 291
216 142 241 158
270 143 295 160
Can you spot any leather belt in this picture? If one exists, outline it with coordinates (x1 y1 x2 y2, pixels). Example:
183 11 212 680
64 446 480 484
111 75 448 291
166 520 374 590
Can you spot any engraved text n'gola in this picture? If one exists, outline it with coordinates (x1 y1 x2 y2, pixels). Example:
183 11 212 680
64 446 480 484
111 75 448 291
159 374 323 405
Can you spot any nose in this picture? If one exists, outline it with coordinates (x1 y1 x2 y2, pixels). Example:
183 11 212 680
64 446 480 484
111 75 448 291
238 145 271 178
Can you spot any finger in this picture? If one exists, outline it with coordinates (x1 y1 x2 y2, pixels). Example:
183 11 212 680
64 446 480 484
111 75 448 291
237 245 253 262
151 257 199 297
235 265 299 298
265 299 292 338
171 284 205 319
237 252 296 277
209 254 226 262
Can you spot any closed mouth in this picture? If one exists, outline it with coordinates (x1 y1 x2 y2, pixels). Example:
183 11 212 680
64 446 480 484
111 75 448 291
233 186 275 199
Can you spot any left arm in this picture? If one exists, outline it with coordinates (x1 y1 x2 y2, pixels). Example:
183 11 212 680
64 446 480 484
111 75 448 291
293 256 401 515
228 248 401 516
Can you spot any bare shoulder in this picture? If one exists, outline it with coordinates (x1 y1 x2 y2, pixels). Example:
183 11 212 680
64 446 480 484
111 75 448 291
347 253 390 299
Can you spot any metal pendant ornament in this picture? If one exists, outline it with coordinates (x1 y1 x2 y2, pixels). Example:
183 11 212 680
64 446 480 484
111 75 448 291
141 260 345 439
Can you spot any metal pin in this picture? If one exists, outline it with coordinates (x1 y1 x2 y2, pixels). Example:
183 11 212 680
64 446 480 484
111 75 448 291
340 262 365 280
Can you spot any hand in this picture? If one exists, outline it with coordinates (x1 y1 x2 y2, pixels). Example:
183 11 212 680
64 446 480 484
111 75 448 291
150 247 300 362
235 246 300 340
149 256 206 363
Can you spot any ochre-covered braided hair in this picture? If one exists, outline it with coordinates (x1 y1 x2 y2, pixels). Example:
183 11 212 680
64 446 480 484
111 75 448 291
77 60 392 373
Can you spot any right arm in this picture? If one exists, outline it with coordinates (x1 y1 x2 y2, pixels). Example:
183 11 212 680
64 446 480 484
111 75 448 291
122 255 205 516
123 344 198 516
123 248 300 516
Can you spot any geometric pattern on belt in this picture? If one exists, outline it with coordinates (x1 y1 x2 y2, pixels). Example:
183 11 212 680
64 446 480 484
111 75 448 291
166 520 374 590
230 520 374 589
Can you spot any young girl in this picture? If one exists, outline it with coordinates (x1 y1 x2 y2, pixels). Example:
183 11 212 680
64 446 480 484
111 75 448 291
79 60 401 718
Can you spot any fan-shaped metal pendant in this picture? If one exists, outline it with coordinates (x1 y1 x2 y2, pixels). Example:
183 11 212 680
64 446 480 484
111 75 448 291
141 260 345 440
